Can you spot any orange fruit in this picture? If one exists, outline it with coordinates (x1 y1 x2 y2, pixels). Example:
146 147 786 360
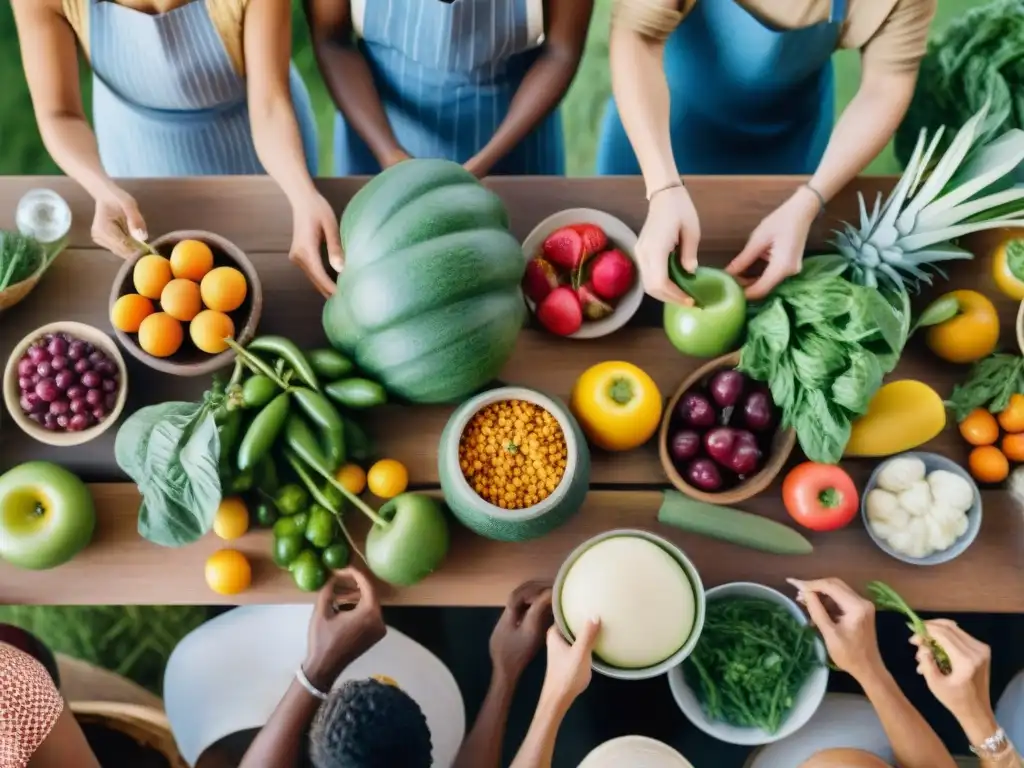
160 278 203 322
1002 433 1024 463
998 393 1024 433
213 497 249 540
110 293 155 333
366 459 408 499
133 254 173 300
137 312 184 358
200 266 247 312
189 310 235 354
170 239 214 281
335 463 367 495
204 549 252 595
958 408 999 447
925 290 1000 364
968 445 1009 484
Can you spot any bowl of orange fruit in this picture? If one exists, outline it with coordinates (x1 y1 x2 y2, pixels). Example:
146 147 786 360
108 231 262 377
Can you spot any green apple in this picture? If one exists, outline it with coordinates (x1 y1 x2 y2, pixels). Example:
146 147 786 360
0 461 96 570
663 261 747 358
366 493 449 587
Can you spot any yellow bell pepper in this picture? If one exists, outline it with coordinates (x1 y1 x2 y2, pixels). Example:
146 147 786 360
845 380 946 457
992 230 1024 300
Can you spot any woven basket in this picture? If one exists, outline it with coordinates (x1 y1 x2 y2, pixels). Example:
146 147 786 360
71 701 187 768
0 263 46 312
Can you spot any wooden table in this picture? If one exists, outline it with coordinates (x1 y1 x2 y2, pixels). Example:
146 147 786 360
1 176 1021 610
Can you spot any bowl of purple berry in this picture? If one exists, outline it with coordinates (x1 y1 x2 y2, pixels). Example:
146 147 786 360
658 352 795 505
4 321 128 447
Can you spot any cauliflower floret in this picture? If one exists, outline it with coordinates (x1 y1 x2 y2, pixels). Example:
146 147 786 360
888 517 932 558
929 503 967 527
927 470 975 513
876 457 927 494
866 489 909 527
923 514 954 554
897 480 933 518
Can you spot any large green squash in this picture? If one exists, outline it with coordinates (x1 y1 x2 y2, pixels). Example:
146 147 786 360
323 159 526 403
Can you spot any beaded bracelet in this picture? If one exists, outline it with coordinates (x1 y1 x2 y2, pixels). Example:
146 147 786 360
969 727 1012 758
295 666 329 701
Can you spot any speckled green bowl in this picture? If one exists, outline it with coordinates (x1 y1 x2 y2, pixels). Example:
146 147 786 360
438 386 591 542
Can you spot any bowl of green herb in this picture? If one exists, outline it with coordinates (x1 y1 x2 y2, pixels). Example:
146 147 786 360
667 582 828 745
0 231 48 312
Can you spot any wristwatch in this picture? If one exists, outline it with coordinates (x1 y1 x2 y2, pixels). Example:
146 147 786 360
970 727 1011 757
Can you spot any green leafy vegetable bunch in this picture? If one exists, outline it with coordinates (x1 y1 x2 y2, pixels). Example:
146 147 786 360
947 353 1024 423
0 230 44 291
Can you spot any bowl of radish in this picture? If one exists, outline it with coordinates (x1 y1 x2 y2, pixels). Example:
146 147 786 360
659 352 795 504
520 209 643 339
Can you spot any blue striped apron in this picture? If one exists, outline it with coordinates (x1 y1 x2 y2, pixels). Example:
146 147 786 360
596 0 845 175
333 0 563 176
89 0 318 177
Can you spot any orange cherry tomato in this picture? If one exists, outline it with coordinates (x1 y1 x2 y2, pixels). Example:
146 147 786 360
1002 433 1024 463
998 394 1024 434
968 446 1010 484
958 408 1000 446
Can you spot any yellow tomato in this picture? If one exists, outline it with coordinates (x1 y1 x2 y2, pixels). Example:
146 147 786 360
925 290 999 364
213 496 249 540
336 463 367 495
205 549 252 595
569 361 663 451
367 459 409 499
992 231 1024 301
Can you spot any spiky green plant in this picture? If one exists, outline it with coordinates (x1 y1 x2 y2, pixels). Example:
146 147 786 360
836 101 1024 293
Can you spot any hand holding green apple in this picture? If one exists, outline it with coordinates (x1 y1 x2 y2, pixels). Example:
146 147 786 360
663 254 747 358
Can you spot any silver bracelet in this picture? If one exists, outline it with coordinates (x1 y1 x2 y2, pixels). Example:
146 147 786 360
646 178 684 202
970 726 1010 757
801 182 827 217
295 666 329 701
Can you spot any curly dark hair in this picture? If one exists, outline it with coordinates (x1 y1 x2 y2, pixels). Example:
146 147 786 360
309 678 433 768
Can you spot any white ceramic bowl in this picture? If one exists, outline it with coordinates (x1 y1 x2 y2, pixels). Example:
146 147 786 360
668 582 829 746
3 321 129 447
578 736 695 768
861 451 982 566
521 208 643 339
553 529 705 681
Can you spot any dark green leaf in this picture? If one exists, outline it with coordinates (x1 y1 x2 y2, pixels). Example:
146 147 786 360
831 349 884 416
915 294 960 329
947 353 1024 422
797 254 849 282
768 356 797 420
747 298 791 358
794 389 851 464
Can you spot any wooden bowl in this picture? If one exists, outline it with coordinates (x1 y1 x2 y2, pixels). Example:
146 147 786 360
109 230 262 377
3 321 128 447
658 351 796 505
0 262 46 312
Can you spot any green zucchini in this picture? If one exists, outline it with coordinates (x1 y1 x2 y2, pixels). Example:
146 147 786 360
658 491 813 556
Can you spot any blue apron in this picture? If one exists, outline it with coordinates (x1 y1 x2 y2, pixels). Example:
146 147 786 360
89 0 318 177
596 0 845 175
334 0 563 176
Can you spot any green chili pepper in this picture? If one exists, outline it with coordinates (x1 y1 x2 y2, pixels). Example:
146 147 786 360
306 348 354 380
254 454 280 495
248 336 320 391
237 392 291 472
325 378 387 409
291 388 345 471
225 466 254 494
242 375 279 409
339 415 374 463
217 408 243 479
283 414 330 473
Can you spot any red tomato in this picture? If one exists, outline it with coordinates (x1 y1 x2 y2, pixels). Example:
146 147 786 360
782 462 859 532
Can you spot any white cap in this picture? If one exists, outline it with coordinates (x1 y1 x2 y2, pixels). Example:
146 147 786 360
577 736 694 768
163 605 465 767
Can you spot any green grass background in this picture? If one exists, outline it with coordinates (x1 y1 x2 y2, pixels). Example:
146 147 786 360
0 0 980 691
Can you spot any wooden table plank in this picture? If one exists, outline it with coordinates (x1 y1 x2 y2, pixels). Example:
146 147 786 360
1 484 1019 610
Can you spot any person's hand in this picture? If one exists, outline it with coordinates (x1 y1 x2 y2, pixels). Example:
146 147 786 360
381 147 411 169
91 186 148 258
302 568 386 692
289 192 343 299
912 619 998 743
726 187 819 300
635 185 699 305
539 619 601 709
463 152 494 179
788 577 883 682
489 581 553 683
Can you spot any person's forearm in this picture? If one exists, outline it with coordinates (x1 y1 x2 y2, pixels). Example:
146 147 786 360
956 707 1023 768
857 667 957 768
453 671 517 768
250 102 318 205
37 114 117 200
239 679 321 768
314 42 406 166
510 691 570 768
608 22 677 194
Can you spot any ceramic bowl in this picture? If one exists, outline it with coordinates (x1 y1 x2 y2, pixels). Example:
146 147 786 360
861 451 982 566
1016 299 1024 356
438 386 591 542
578 736 695 768
668 582 829 746
520 208 643 339
553 529 706 681
109 230 262 377
3 321 128 447
659 351 796 504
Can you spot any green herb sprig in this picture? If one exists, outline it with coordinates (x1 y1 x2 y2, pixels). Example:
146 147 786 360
946 353 1024 423
0 230 44 291
867 581 951 675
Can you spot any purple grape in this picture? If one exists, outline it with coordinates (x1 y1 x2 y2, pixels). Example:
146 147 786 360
42 413 58 431
18 376 33 391
83 342 95 355
70 398 88 415
100 378 116 393
54 370 76 390
49 399 70 416
36 360 53 378
95 360 116 377
80 371 101 389
92 406 108 421
104 393 117 410
19 393 39 414
28 412 43 424
85 389 103 407
678 392 717 429
50 355 67 372
35 379 59 402
68 414 89 432
29 373 41 386
74 358 91 375
66 385 85 400
17 358 35 377
56 413 70 429
47 336 68 357
670 429 702 463
68 341 86 361
28 345 50 365
709 369 746 408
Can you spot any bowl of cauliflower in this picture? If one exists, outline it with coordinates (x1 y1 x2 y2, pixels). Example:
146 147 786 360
862 452 981 565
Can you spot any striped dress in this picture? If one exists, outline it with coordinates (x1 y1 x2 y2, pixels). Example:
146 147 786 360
334 0 564 176
62 0 318 177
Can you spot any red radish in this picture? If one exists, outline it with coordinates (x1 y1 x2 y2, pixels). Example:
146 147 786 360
577 283 613 321
537 286 583 336
590 249 635 301
542 227 584 270
572 223 609 255
522 257 561 304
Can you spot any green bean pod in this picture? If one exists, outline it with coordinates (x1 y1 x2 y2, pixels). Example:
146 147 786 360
283 414 330 473
217 408 244 480
237 392 291 472
248 336 320 391
291 388 345 471
241 374 279 409
305 348 354 380
325 378 387 409
339 414 374 463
